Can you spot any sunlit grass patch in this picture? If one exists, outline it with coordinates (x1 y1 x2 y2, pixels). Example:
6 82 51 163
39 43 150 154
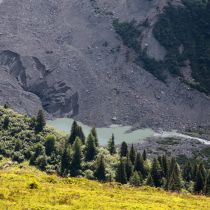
0 163 209 210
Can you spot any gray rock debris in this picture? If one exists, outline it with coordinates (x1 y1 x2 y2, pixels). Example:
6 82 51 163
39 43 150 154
0 0 209 130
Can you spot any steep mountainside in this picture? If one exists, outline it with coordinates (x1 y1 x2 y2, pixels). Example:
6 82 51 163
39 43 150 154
0 0 210 129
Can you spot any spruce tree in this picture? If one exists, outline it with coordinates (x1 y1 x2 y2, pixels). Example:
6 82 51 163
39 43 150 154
68 121 78 144
35 110 46 133
129 144 136 165
120 141 128 157
166 157 176 189
142 149 147 161
146 173 154 187
194 169 205 194
125 155 133 180
161 155 169 178
205 172 210 195
192 163 199 181
158 156 163 168
91 127 99 147
151 158 162 187
168 157 176 178
71 137 82 177
183 161 193 182
85 133 97 161
198 162 206 181
3 116 10 129
167 162 182 192
44 134 56 156
134 153 147 178
61 146 72 176
107 134 116 155
68 121 85 145
94 155 106 181
129 171 142 186
116 160 127 184
3 103 9 109
77 126 85 144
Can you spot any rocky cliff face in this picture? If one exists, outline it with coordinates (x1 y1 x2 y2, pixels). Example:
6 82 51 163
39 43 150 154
0 0 209 130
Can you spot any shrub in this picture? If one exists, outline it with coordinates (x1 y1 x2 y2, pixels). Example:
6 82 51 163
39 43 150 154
130 171 143 186
28 181 39 189
12 152 25 163
84 169 95 180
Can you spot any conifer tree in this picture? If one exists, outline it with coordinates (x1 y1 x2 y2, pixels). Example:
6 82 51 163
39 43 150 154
69 121 85 145
71 137 82 177
161 155 169 178
94 155 106 181
142 149 147 161
192 163 199 181
198 162 206 181
183 161 193 182
44 134 56 156
151 158 162 187
146 173 154 187
194 169 205 194
116 159 127 184
158 156 163 168
205 172 210 195
3 103 9 109
167 162 182 192
168 157 176 178
77 126 85 144
125 155 133 180
35 110 46 133
129 171 142 186
69 121 78 144
107 134 116 155
120 141 128 157
85 133 97 161
134 153 147 178
3 116 10 129
91 127 99 147
166 157 176 189
129 144 136 164
61 145 72 176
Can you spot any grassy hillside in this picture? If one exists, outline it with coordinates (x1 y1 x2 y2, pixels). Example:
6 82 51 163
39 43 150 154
0 161 209 210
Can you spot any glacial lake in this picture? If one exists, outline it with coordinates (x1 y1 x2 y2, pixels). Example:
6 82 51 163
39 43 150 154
47 118 155 145
47 118 210 145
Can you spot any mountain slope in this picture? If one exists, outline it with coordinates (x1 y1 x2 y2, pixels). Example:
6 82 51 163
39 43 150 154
0 0 210 129
0 161 210 210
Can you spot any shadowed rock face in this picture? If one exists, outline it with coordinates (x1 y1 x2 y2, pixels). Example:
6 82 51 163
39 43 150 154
0 50 79 117
0 0 209 130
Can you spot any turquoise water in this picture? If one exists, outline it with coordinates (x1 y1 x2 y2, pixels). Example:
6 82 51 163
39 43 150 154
47 118 155 145
47 118 210 146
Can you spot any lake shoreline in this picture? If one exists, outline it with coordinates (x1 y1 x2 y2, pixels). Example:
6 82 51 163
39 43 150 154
47 118 210 146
